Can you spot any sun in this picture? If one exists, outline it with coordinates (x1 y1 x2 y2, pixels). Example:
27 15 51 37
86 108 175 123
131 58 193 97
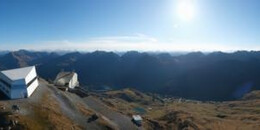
177 0 196 21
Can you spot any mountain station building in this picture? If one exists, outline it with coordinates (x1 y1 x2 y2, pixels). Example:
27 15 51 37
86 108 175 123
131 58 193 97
54 72 79 89
0 66 39 99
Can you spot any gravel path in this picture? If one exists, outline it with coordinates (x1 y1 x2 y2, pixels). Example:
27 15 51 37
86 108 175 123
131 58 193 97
45 82 105 130
83 96 139 130
1 79 141 130
29 80 106 130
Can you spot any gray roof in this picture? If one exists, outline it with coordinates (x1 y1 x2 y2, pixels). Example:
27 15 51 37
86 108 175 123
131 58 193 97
1 66 35 81
55 72 76 83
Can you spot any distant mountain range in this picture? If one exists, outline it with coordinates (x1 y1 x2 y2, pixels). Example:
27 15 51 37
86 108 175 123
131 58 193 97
1 50 260 101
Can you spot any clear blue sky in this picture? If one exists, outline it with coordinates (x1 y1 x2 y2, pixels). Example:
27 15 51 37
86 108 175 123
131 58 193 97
0 0 260 51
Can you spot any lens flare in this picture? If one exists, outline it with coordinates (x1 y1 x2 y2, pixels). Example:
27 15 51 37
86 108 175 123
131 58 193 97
177 0 196 21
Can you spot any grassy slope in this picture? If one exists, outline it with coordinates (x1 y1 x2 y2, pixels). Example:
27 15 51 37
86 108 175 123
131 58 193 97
0 79 114 130
1 82 259 130
98 89 260 130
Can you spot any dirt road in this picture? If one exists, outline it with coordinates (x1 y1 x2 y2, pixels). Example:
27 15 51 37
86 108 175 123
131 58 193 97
84 96 140 130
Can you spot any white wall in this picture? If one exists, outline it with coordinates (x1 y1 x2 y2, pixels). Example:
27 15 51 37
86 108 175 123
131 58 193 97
25 66 39 97
69 73 78 88
11 87 27 99
27 78 39 97
25 66 37 84
11 79 27 99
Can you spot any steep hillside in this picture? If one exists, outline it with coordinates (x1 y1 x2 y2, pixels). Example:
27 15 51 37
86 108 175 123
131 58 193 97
0 50 58 70
0 79 119 130
242 90 260 100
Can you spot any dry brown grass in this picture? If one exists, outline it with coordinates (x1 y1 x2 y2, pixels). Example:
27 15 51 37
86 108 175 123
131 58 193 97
35 93 82 130
77 102 118 130
100 89 260 130
15 92 82 130
97 117 118 130
144 100 260 130
77 103 94 117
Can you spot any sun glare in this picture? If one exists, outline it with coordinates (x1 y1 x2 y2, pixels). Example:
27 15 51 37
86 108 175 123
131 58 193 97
177 0 195 21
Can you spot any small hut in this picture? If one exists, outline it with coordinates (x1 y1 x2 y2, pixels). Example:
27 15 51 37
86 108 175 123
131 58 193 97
54 72 79 89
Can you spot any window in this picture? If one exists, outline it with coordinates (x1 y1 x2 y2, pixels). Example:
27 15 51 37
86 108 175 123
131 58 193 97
27 76 38 88
0 78 11 88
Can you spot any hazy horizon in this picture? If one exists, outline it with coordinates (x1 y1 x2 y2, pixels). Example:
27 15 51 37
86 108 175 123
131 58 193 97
1 49 260 56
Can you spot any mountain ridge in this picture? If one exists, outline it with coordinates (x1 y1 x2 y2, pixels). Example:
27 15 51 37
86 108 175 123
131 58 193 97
1 50 260 101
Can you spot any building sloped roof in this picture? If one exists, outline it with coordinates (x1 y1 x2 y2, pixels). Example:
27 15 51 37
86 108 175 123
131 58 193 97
1 66 35 81
55 72 76 84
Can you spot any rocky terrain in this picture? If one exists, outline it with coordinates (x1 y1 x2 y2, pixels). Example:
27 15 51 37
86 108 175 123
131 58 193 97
96 89 260 130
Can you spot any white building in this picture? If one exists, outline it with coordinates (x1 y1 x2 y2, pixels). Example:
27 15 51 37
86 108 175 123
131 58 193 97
0 66 39 99
54 72 79 89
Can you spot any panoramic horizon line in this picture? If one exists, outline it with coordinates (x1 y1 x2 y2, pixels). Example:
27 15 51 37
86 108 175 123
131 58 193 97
1 49 260 54
1 34 260 52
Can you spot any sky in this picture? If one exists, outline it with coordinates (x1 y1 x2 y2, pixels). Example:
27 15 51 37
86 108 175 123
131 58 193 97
0 0 260 52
